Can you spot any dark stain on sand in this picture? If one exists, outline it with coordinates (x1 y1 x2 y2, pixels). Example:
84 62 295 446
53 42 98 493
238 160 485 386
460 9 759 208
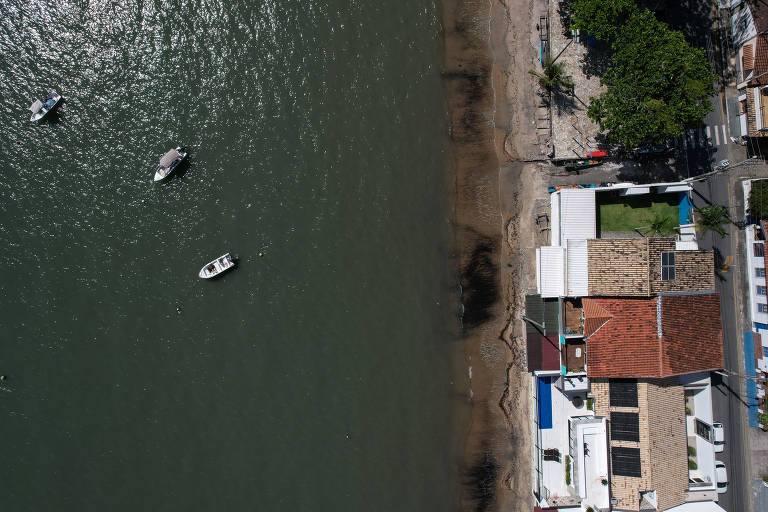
460 238 499 329
463 448 499 511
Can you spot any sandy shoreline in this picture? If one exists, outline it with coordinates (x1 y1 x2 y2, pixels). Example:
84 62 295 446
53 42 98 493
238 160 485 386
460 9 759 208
441 0 543 510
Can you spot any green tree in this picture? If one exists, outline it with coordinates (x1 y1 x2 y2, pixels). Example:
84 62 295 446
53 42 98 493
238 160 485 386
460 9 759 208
529 56 574 92
748 179 768 221
639 212 676 236
695 205 729 238
570 0 638 42
586 10 716 148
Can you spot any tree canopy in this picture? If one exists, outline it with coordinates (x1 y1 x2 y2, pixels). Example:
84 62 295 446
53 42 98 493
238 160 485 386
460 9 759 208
529 56 574 92
749 180 768 221
570 0 638 42
695 205 728 238
586 10 716 148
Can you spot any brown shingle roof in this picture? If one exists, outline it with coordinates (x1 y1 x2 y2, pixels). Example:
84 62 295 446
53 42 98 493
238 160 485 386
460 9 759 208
744 42 755 72
585 293 723 378
660 294 724 375
646 380 689 512
750 34 768 86
753 0 768 33
588 239 649 296
588 238 715 296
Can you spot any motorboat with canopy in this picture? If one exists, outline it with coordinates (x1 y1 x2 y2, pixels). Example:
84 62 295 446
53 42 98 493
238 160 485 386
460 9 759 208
29 90 62 122
153 147 188 182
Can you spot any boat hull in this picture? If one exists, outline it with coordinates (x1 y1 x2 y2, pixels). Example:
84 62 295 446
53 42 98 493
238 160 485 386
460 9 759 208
199 253 235 279
153 148 188 182
30 93 62 122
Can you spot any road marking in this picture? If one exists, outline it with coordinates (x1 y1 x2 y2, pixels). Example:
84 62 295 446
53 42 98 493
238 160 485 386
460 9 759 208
714 127 721 145
722 124 728 143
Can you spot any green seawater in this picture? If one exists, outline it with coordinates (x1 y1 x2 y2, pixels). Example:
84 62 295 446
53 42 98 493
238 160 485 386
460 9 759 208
0 1 457 509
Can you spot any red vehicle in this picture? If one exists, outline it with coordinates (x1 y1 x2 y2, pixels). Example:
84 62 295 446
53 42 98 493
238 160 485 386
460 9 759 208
586 150 608 158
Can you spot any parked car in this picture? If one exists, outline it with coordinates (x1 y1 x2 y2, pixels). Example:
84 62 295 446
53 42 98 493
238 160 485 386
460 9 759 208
632 144 670 158
715 460 728 494
712 422 724 452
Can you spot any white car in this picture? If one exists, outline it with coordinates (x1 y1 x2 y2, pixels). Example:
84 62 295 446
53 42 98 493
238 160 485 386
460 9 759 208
712 422 725 453
715 460 728 494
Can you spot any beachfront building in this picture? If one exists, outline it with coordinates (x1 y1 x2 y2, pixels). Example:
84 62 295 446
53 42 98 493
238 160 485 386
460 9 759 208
525 291 724 510
536 182 706 299
583 293 724 509
526 294 608 512
526 180 727 510
525 292 726 511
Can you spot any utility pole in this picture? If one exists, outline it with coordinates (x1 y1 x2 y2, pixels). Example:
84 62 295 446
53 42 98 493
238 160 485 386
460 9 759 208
683 156 759 183
714 369 766 383
522 316 546 336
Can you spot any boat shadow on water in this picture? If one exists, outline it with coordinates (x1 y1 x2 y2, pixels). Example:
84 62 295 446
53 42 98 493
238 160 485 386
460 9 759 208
38 108 63 125
160 154 192 181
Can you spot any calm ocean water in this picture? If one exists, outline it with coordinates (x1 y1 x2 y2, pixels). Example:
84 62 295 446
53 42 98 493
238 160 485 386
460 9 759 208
0 1 458 509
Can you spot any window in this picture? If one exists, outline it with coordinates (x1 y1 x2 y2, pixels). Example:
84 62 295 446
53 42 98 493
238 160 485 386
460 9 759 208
611 412 640 442
755 243 765 258
760 304 768 313
611 447 641 477
661 252 675 281
764 347 768 358
695 419 712 440
759 286 767 295
758 268 766 278
609 379 638 407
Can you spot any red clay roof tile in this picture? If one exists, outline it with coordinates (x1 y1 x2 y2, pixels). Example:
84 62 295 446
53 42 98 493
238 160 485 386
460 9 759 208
585 294 723 378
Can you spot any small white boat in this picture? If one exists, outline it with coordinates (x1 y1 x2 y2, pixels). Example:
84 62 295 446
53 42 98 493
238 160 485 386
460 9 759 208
199 253 235 279
153 147 188 182
29 90 62 122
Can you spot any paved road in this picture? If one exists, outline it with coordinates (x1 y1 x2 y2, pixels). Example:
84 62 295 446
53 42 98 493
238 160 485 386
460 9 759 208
693 174 750 512
674 89 745 180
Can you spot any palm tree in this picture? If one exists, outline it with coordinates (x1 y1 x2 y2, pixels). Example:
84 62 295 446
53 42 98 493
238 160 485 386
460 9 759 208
529 56 574 92
695 205 729 238
636 213 676 237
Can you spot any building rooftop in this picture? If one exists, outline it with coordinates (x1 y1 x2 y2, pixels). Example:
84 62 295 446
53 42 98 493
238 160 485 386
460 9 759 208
525 295 561 372
584 294 723 378
587 238 716 297
592 378 690 512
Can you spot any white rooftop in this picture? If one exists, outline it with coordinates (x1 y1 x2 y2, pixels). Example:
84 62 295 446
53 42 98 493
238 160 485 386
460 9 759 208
551 189 596 246
536 246 565 298
666 502 726 512
538 379 607 511
566 239 588 296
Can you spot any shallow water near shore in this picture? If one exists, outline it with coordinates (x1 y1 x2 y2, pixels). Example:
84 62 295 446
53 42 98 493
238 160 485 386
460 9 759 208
0 1 459 510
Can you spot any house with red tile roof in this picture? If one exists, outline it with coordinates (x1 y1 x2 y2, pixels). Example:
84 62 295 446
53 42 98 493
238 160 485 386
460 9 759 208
735 1 768 138
583 293 723 379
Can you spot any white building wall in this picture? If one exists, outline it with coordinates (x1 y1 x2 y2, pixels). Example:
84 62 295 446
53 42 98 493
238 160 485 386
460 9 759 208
537 247 566 298
743 180 768 330
566 239 588 296
554 189 596 245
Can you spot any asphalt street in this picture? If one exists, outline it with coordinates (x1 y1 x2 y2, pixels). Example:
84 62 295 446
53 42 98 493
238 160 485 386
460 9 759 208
693 174 750 512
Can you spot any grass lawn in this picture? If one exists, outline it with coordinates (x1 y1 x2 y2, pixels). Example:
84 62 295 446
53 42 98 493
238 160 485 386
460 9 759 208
597 193 679 234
